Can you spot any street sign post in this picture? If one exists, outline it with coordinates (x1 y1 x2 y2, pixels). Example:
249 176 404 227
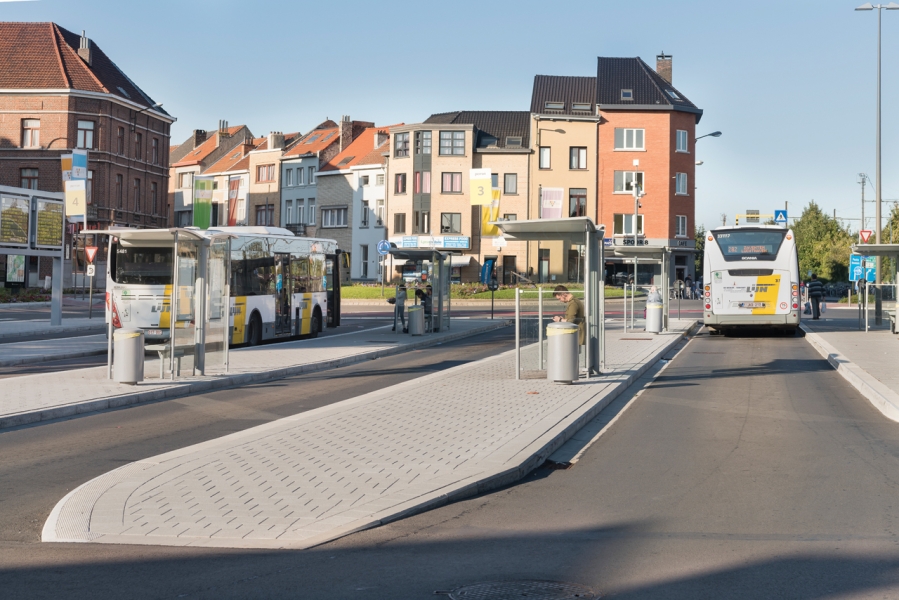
774 210 788 226
376 240 390 256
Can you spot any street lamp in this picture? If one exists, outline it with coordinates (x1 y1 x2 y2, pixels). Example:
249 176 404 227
695 131 722 142
130 102 163 132
856 2 899 283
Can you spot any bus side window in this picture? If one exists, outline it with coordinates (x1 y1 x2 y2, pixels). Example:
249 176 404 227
292 256 309 293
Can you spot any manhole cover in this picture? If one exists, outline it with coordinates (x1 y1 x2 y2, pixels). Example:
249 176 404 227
437 579 597 599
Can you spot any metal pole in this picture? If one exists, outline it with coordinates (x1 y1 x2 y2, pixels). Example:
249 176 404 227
491 289 495 319
622 283 627 330
630 266 636 331
515 287 521 380
88 269 93 319
876 5 883 284
170 232 179 380
224 239 230 374
538 287 544 370
584 227 591 377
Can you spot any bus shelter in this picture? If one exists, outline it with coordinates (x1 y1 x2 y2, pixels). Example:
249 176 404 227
388 248 450 332
97 227 234 379
607 245 672 331
493 217 603 376
851 243 899 329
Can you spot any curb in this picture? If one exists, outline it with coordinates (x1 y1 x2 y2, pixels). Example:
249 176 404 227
801 324 899 423
1 321 511 430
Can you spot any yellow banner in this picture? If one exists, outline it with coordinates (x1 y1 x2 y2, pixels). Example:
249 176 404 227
481 188 501 236
64 179 86 218
470 168 492 205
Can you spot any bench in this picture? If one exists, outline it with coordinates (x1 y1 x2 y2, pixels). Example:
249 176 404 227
145 344 185 379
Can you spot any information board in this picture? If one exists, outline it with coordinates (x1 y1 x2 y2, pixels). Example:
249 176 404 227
0 196 30 246
35 199 64 248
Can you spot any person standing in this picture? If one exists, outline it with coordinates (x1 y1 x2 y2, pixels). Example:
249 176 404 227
552 285 585 346
393 285 408 332
807 274 825 320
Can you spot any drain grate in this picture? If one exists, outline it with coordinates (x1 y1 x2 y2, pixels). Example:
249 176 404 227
436 579 597 599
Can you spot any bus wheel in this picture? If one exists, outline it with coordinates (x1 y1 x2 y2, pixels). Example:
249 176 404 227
309 309 321 339
247 313 262 346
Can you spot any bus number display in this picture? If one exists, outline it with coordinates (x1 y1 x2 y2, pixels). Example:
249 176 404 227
727 245 771 254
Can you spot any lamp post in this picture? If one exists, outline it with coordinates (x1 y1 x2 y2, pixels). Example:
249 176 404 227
695 131 722 143
856 3 899 283
130 102 163 132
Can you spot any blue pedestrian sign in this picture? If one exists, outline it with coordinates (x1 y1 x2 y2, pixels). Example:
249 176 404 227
849 254 876 282
774 210 788 226
377 240 391 256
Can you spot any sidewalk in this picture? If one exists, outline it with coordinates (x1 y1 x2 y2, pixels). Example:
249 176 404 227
0 316 106 340
801 304 899 422
0 320 509 430
42 319 697 550
0 334 107 367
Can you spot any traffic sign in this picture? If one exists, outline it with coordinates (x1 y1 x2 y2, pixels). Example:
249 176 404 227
774 210 787 226
86 264 96 277
376 240 391 256
860 229 873 243
850 254 876 282
85 246 98 263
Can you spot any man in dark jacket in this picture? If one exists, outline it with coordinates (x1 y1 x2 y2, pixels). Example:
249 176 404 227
807 274 825 320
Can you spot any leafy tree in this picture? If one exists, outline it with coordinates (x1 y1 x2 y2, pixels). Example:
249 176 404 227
790 201 853 282
694 225 706 276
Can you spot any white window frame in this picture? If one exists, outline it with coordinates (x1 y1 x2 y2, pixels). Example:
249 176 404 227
504 173 518 195
376 199 385 226
376 174 385 186
613 214 644 236
308 166 316 184
285 169 293 186
539 147 551 169
613 171 645 193
569 147 587 170
676 215 688 237
321 207 347 228
361 200 370 227
613 128 645 151
297 166 305 185
676 130 689 153
285 200 293 225
675 172 688 195
308 199 316 225
22 119 39 148
438 131 466 156
76 120 94 149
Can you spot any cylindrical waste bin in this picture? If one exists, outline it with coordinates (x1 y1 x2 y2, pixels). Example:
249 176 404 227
114 328 145 384
546 322 578 384
407 306 424 336
646 302 663 333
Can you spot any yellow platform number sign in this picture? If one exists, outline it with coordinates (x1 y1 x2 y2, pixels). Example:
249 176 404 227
469 168 492 205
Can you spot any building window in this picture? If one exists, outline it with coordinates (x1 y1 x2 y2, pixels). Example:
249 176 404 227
76 120 94 149
503 213 517 221
134 132 143 160
321 207 348 227
20 168 38 189
179 172 191 188
255 204 274 226
440 213 462 234
394 213 406 234
395 132 409 157
539 147 551 169
285 200 292 224
116 127 125 154
150 182 158 215
414 171 421 194
376 174 385 186
422 171 431 193
296 200 305 225
361 200 370 227
376 199 385 225
614 128 644 150
569 188 587 217
285 169 293 186
21 119 40 147
676 172 688 195
115 174 123 208
308 199 315 224
441 172 462 193
360 245 369 278
569 147 588 169
676 130 689 153
308 166 316 184
613 214 644 236
676 215 688 237
491 173 499 188
620 89 634 101
418 131 431 154
360 175 369 187
395 172 407 194
257 164 275 182
133 178 141 212
297 166 305 185
504 173 518 194
613 171 645 193
152 138 160 164
414 211 430 233
439 131 465 155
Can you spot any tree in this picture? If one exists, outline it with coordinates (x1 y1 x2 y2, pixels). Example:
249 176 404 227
790 201 853 282
694 225 706 276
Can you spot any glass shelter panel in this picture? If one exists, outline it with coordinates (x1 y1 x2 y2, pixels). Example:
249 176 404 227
171 236 199 377
205 238 230 374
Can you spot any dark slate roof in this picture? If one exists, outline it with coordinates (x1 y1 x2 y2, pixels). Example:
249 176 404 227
596 57 701 120
423 111 530 149
530 75 597 116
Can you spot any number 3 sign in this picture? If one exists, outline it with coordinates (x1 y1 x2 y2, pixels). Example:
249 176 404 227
469 168 492 205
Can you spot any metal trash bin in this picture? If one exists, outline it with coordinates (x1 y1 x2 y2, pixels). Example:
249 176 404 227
546 322 578 384
408 306 424 336
114 328 145 384
646 302 663 333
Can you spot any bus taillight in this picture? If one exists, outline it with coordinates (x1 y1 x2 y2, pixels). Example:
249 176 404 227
705 304 711 310
111 298 122 329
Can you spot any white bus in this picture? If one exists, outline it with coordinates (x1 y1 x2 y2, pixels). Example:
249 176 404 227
106 226 342 346
703 225 801 333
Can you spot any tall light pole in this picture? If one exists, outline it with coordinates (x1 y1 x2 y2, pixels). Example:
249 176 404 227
856 2 899 283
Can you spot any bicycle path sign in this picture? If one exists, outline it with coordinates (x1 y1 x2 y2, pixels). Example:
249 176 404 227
849 254 876 282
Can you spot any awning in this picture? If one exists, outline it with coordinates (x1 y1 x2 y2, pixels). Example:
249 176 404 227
607 245 672 260
491 217 602 244
388 249 448 262
851 244 899 257
448 255 474 267
92 228 235 247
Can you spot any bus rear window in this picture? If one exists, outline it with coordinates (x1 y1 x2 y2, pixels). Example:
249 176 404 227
712 230 786 261
111 245 173 285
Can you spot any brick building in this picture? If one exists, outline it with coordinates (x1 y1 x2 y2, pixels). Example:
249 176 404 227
0 23 174 232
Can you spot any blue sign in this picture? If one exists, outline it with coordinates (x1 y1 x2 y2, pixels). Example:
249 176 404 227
774 210 787 226
401 236 418 248
849 254 876 282
443 236 470 249
377 240 391 256
603 238 613 247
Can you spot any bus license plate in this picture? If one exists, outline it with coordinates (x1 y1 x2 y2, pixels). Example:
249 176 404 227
738 302 765 308
147 329 162 336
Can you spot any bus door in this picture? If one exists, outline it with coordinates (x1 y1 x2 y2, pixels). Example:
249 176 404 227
325 251 342 328
274 253 291 335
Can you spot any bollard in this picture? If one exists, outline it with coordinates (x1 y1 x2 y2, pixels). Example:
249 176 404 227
546 322 578 384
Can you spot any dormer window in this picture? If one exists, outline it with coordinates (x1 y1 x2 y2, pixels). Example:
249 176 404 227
505 136 522 147
620 89 634 101
666 89 681 101
572 102 592 111
544 101 565 111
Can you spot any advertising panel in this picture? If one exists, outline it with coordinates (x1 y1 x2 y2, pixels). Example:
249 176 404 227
0 196 30 246
6 254 25 283
193 176 214 230
35 199 64 248
541 187 564 219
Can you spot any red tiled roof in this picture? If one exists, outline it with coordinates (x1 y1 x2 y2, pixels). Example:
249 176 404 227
204 138 262 175
171 127 248 167
319 125 400 172
0 22 167 115
282 127 339 158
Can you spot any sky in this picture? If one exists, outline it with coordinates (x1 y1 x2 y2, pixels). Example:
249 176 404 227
3 0 898 235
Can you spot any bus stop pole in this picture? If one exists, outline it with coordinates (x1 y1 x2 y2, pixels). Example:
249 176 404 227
538 289 544 369
170 232 179 380
224 238 231 374
515 288 521 380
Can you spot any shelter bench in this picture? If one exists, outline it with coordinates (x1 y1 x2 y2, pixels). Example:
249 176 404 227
145 343 184 378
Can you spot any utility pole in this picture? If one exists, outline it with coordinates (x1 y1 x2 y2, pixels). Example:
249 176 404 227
859 173 868 240
720 213 727 226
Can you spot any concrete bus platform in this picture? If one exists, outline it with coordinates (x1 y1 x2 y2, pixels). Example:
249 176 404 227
0 320 508 430
801 304 899 423
0 317 107 340
0 333 108 367
41 319 697 550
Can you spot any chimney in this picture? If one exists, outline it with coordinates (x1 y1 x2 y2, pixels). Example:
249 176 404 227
77 31 92 66
218 120 231 135
268 131 285 150
339 115 353 153
192 129 207 149
656 52 672 84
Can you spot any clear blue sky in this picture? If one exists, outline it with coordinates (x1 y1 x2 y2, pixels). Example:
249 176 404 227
5 0 898 235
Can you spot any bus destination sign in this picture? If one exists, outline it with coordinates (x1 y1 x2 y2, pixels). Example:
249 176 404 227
0 196 30 246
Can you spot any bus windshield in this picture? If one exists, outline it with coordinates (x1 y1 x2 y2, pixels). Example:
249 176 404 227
712 229 786 261
111 245 173 285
